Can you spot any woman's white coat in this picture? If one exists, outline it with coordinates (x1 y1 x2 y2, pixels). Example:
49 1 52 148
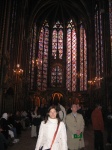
35 117 67 150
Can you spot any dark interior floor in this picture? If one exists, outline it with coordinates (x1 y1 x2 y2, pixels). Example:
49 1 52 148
8 125 112 150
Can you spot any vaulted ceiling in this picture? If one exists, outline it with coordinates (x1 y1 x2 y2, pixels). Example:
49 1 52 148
27 0 94 26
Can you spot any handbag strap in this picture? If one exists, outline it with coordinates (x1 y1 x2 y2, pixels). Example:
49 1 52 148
50 122 60 150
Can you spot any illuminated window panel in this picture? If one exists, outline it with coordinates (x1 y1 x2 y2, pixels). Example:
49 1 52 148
28 21 49 91
38 27 44 90
42 28 49 90
52 30 57 59
95 7 104 88
66 20 77 92
29 25 37 89
38 22 49 91
80 25 87 91
66 28 72 91
52 21 63 59
84 30 87 90
58 30 63 59
51 66 63 87
80 26 84 91
72 28 77 91
100 13 104 73
8 0 17 76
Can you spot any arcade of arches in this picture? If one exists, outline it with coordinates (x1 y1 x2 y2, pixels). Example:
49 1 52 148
0 0 112 114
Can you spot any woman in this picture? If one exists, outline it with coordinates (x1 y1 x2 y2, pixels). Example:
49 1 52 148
31 106 41 137
35 106 68 150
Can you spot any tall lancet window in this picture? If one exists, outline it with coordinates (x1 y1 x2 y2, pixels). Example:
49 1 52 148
95 5 104 88
80 25 87 91
38 21 49 90
52 21 63 59
51 21 63 87
29 24 37 90
9 0 17 66
109 0 112 66
29 21 49 90
66 20 77 92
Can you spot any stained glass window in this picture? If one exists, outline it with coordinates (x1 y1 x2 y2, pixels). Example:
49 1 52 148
66 20 77 92
51 21 63 86
29 24 37 90
38 21 49 91
80 25 87 91
95 6 104 88
51 65 63 87
29 20 88 92
52 21 63 59
29 21 49 91
52 29 57 59
58 30 63 59
9 0 17 67
109 0 112 66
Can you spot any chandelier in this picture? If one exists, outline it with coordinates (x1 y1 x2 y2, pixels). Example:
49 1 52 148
13 64 23 76
32 58 42 67
88 77 103 85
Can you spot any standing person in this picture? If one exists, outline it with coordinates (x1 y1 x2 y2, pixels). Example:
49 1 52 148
58 103 66 123
35 106 67 150
0 113 9 139
31 106 38 138
65 103 85 150
91 104 104 150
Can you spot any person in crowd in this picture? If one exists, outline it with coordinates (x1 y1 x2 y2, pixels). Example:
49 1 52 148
0 113 9 139
31 106 38 137
7 113 17 139
27 110 32 126
35 105 68 150
20 110 28 130
105 106 112 146
39 104 47 120
58 103 66 123
14 111 22 136
91 104 104 150
65 103 85 150
0 126 8 150
0 113 19 144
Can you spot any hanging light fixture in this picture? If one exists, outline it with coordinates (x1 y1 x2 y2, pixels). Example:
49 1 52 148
88 77 103 85
13 64 23 76
32 58 42 67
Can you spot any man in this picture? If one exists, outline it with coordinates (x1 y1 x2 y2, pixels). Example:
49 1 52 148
65 103 85 150
91 104 104 150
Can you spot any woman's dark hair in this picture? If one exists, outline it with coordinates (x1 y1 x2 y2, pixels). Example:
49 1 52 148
44 105 60 124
